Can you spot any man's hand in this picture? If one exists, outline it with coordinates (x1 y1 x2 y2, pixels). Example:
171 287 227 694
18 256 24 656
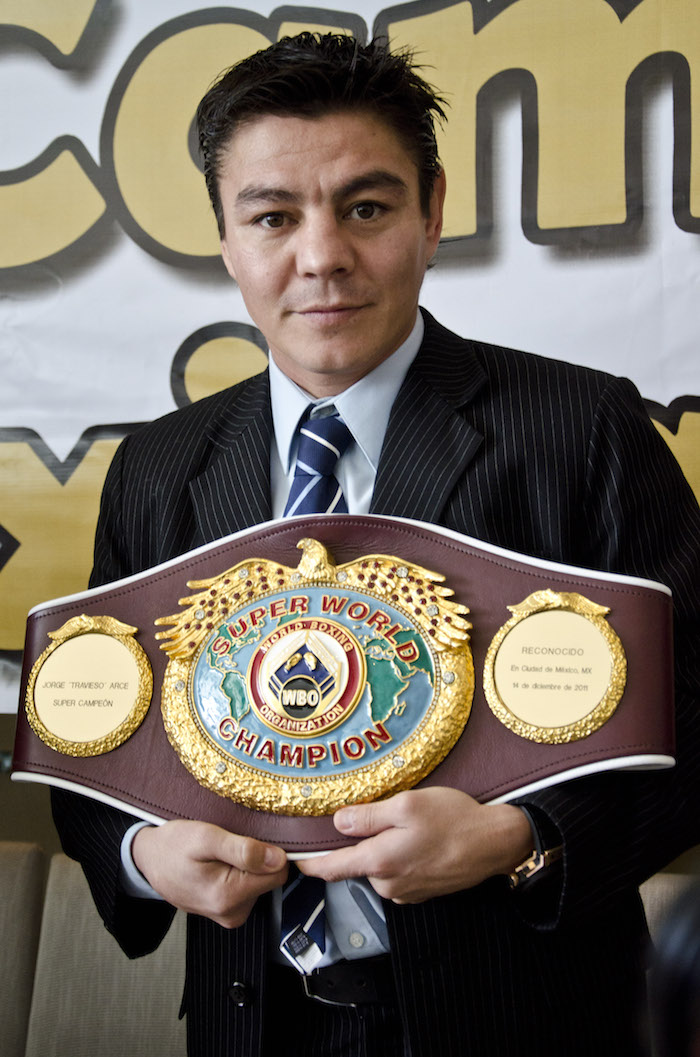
132 820 288 928
297 787 533 904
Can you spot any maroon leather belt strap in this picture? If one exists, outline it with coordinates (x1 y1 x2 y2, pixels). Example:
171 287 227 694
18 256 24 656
12 514 674 854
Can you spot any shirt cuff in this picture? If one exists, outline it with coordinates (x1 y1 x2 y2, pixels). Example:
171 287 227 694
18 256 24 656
119 821 164 900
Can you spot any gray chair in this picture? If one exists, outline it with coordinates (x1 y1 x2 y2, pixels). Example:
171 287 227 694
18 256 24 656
640 871 694 943
23 852 187 1057
0 842 47 1057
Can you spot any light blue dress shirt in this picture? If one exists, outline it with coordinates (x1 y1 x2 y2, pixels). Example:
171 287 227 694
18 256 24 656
269 311 423 519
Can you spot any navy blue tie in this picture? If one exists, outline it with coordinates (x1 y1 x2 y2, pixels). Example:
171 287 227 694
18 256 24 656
283 408 353 517
280 406 353 972
280 865 327 973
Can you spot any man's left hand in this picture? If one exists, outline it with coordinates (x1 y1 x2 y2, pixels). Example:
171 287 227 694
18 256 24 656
297 787 533 903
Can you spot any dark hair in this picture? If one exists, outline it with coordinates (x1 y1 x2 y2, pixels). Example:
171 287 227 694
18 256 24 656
196 32 447 235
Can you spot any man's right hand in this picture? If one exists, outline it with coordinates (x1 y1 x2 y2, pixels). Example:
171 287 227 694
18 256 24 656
132 820 288 928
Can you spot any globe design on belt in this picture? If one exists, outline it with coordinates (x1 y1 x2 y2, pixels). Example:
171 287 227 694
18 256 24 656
156 538 475 815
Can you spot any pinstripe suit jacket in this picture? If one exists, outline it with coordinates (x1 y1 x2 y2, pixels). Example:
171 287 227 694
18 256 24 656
53 311 700 1057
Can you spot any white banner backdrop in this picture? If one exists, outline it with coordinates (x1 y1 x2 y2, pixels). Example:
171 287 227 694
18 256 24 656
1 0 699 711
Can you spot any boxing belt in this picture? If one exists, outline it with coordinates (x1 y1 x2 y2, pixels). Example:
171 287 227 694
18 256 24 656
12 514 674 854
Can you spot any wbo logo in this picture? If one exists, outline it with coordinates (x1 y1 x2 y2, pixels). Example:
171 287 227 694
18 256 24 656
251 618 364 734
156 538 475 815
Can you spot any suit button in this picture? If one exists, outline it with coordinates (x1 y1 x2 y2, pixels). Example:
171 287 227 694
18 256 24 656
228 981 252 1007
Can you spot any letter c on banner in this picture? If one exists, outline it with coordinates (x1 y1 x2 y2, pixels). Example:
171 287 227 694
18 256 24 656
0 2 107 269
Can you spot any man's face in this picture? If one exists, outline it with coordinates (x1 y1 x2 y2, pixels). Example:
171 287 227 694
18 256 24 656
218 110 445 397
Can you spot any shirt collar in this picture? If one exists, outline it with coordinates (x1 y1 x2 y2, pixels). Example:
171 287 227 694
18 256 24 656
269 312 424 474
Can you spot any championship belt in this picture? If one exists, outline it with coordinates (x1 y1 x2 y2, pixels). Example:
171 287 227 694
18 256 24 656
12 515 674 854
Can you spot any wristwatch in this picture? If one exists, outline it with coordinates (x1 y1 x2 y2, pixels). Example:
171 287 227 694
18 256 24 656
507 806 563 889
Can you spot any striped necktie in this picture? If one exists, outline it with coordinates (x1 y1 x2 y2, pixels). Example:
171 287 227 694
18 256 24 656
280 865 327 973
283 407 353 517
280 406 353 972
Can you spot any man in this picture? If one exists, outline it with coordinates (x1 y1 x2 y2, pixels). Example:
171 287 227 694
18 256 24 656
52 32 700 1057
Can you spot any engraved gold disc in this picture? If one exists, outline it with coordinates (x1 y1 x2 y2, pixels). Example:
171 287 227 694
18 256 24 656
25 616 153 756
483 590 626 743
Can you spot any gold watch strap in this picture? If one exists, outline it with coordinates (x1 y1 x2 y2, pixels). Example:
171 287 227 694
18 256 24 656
507 844 563 888
507 805 563 889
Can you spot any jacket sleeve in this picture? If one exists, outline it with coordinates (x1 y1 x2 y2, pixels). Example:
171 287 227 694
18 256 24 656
51 436 176 958
518 376 700 926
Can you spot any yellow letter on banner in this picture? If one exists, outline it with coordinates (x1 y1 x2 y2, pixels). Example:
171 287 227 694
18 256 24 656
0 1 107 267
385 0 700 236
383 1 478 238
0 439 121 653
0 147 106 269
109 21 272 259
0 0 97 56
654 414 700 506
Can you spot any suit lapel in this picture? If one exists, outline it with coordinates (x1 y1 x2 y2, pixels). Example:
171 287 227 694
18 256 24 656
371 311 487 522
189 371 274 542
187 313 487 538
